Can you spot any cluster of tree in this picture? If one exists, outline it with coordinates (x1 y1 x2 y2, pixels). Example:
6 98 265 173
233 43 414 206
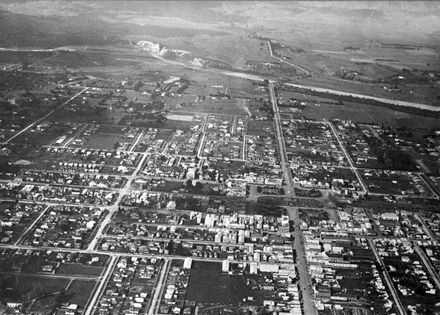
256 186 285 195
294 187 322 198
378 149 417 171
186 179 203 192
0 161 20 177
366 137 417 171
133 80 143 91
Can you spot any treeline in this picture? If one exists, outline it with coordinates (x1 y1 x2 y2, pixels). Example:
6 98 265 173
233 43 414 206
282 85 440 118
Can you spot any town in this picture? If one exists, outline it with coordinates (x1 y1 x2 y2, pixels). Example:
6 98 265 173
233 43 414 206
0 2 440 315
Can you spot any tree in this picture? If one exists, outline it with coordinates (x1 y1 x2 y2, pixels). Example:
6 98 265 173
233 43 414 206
166 239 174 252
194 182 203 191
133 80 143 91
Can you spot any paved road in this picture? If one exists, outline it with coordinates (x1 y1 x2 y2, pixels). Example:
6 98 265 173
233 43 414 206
86 152 148 252
62 123 89 148
0 47 76 52
418 174 440 199
326 120 368 193
83 255 117 315
413 242 440 291
148 258 170 315
287 207 318 315
14 205 51 246
414 214 438 242
102 234 248 248
129 129 144 152
367 238 407 315
196 115 208 159
0 271 98 280
2 87 89 145
269 83 294 196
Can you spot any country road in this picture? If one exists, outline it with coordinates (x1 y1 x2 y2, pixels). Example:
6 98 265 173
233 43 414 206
267 41 312 76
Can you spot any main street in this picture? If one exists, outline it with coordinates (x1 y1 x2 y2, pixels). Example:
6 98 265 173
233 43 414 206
269 82 318 315
287 207 318 315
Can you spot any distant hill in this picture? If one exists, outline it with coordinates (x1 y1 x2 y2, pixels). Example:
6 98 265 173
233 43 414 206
0 9 231 49
0 10 124 48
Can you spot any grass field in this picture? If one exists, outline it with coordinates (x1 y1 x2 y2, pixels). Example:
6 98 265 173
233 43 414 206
177 98 250 116
0 274 68 310
56 263 104 276
246 201 286 217
65 279 97 307
186 261 265 306
83 133 127 150
127 117 197 131
247 120 274 136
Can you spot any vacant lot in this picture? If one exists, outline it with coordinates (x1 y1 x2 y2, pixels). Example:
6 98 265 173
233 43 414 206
179 98 251 116
56 263 104 277
0 274 68 313
246 201 286 217
186 261 265 306
65 279 97 307
247 120 274 136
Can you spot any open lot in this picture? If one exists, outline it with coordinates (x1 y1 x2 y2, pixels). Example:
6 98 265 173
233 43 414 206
361 170 433 197
65 279 97 307
0 274 68 313
188 261 255 304
56 263 104 277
